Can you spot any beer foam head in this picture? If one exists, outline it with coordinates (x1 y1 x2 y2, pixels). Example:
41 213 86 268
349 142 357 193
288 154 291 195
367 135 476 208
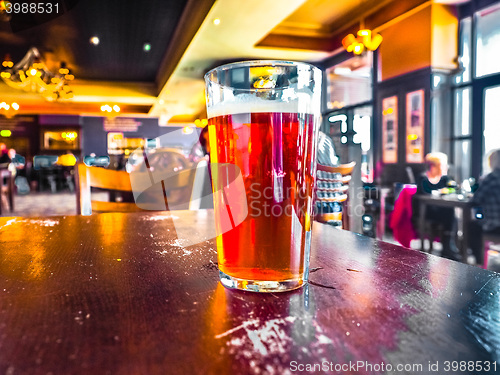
207 90 316 118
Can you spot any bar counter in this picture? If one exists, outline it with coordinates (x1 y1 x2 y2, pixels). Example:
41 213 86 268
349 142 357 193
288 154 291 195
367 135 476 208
0 211 498 374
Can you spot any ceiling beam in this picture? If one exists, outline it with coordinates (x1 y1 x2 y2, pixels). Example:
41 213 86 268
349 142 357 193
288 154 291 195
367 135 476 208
256 0 429 53
5 103 151 116
257 24 358 52
155 0 217 94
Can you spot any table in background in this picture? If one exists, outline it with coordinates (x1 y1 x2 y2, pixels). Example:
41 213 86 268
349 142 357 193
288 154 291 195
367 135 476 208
415 194 474 262
35 165 75 193
0 211 499 375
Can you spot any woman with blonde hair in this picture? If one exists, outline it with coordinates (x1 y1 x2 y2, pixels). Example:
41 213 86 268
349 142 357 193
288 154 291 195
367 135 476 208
413 152 460 260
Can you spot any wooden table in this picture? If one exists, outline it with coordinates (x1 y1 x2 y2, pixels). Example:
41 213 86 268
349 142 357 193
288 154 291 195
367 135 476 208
415 194 474 262
0 211 499 375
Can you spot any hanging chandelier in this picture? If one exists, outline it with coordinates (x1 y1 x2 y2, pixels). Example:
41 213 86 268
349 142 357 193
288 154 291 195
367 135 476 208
342 29 383 55
1 47 75 101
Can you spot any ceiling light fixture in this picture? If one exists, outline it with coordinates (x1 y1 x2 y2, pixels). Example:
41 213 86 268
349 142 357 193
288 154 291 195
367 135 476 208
342 29 382 55
182 126 194 135
0 101 19 118
61 131 78 141
1 48 74 101
194 119 208 127
213 18 221 25
0 1 12 22
101 104 120 113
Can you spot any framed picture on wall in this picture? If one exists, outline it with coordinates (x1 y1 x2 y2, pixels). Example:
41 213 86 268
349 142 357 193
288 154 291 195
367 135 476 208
406 89 425 163
382 96 398 163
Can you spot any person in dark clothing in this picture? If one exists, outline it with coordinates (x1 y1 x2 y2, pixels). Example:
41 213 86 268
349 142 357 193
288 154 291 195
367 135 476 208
413 152 461 260
189 126 210 163
469 149 500 266
0 143 11 166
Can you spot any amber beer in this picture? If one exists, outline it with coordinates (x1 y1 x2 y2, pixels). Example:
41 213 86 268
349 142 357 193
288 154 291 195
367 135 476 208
208 112 317 283
205 60 321 292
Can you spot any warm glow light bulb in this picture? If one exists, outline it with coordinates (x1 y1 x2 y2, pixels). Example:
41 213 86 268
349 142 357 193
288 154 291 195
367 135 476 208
113 105 120 112
11 102 19 110
213 18 221 25
353 44 364 55
30 68 37 76
90 36 100 45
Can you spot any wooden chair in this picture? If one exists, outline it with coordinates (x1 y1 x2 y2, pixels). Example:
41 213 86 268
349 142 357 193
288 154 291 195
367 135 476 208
314 161 356 229
76 163 144 215
75 162 204 215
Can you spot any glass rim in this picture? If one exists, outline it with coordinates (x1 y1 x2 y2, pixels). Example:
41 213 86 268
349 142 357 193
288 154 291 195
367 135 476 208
204 60 321 91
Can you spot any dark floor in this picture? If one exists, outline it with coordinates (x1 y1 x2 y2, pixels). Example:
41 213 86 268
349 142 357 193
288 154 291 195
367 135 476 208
1 191 78 217
2 191 499 272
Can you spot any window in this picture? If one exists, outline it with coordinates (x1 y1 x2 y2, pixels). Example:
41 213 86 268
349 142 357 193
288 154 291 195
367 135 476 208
483 85 500 173
353 106 373 182
451 87 472 182
325 53 372 110
453 140 472 183
454 87 472 137
475 3 500 78
456 17 471 84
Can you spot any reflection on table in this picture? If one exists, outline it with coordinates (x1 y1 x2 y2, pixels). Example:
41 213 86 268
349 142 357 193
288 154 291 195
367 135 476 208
0 210 498 374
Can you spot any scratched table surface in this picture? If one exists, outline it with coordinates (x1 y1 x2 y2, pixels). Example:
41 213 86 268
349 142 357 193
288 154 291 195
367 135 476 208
0 211 499 375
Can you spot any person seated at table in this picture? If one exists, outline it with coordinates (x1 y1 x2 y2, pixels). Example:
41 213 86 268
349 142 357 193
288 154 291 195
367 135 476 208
8 149 25 169
413 152 461 260
468 149 500 266
5 148 25 178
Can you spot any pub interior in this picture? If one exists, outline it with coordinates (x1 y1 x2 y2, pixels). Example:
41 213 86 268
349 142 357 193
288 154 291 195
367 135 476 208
1 1 500 374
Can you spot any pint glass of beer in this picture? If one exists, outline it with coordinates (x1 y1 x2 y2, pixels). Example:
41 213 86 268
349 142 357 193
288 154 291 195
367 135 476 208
204 60 322 292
